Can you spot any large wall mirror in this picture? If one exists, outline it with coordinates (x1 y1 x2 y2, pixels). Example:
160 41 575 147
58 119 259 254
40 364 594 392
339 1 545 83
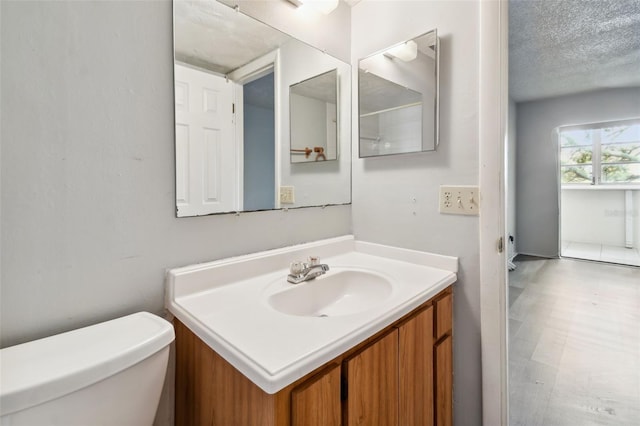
173 0 351 217
358 29 439 158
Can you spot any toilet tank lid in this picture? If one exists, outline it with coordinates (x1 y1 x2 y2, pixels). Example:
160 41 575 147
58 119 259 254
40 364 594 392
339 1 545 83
0 312 175 417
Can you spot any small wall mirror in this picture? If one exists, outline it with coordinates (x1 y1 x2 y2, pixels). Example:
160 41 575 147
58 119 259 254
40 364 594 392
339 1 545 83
290 69 338 163
173 0 351 217
358 29 439 158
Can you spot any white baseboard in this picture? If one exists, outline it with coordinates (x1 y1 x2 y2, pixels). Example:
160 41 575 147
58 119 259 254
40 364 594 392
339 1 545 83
517 251 560 259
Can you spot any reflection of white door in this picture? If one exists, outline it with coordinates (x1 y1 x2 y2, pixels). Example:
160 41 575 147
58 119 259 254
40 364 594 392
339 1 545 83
175 63 236 216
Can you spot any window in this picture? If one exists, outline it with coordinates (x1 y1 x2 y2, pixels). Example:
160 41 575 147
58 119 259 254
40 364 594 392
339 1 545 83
560 119 640 185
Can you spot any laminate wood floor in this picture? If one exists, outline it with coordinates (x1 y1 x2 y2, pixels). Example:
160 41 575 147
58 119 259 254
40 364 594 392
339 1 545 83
508 256 640 426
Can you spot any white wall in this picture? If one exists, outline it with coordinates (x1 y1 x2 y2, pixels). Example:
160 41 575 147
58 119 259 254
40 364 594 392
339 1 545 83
0 0 351 346
561 189 630 246
360 105 423 156
352 2 482 425
516 87 640 257
290 93 329 161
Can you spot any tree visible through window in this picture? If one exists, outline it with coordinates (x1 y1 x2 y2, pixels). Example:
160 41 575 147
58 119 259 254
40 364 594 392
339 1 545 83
560 119 640 185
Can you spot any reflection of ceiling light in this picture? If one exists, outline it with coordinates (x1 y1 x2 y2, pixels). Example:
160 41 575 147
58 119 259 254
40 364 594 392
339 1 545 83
384 40 418 62
286 0 339 15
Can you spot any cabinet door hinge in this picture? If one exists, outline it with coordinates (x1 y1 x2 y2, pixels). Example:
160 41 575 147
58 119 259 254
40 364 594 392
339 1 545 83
497 237 504 253
340 376 348 401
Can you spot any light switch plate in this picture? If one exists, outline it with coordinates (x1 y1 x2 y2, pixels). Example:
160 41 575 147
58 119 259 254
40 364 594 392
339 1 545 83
279 186 295 204
439 185 479 215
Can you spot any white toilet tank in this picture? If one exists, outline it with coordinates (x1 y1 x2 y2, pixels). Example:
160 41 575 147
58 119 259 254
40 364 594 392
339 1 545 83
0 312 174 426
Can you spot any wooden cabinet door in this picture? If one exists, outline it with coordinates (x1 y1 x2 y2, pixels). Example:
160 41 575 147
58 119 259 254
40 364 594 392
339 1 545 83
435 293 452 340
398 306 434 426
291 364 342 426
344 330 399 426
435 334 453 426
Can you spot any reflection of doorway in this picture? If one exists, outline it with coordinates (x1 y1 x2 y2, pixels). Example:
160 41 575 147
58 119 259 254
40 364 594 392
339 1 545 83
175 57 278 215
242 72 275 211
559 120 640 266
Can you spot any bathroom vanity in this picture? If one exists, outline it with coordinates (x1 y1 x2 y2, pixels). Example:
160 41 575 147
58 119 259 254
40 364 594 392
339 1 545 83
166 236 456 425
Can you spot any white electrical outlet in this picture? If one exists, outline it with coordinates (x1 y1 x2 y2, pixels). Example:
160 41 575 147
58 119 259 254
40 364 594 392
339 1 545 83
280 186 295 204
439 185 479 215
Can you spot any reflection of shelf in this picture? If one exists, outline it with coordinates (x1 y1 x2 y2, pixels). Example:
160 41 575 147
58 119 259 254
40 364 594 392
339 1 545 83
360 101 422 118
291 147 313 158
290 146 327 161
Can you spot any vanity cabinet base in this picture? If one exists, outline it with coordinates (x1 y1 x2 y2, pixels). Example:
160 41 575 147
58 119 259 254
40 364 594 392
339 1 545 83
174 286 452 426
174 320 292 425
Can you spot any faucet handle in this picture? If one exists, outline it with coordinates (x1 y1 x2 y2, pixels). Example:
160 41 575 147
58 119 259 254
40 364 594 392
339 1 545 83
290 261 305 275
308 256 320 266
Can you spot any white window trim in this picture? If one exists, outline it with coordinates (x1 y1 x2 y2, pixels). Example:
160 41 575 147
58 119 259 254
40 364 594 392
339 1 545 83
559 117 640 187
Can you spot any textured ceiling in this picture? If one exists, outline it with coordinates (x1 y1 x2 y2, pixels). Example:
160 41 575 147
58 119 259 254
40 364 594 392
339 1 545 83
509 0 640 102
291 70 338 103
174 1 289 75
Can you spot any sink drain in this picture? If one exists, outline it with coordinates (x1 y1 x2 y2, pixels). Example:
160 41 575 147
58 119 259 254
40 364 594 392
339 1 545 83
317 314 329 318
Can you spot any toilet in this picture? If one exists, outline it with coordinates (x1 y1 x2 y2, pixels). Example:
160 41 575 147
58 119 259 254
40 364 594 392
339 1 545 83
0 312 174 426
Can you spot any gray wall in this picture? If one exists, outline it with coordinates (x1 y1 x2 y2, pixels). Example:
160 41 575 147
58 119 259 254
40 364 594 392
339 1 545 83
352 2 482 425
0 0 351 348
516 87 640 257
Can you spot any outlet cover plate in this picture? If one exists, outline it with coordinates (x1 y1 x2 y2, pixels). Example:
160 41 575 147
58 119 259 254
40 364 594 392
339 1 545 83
279 186 295 204
439 185 479 215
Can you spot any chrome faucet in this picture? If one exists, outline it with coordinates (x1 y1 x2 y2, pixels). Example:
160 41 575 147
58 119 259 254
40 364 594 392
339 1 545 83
287 256 329 284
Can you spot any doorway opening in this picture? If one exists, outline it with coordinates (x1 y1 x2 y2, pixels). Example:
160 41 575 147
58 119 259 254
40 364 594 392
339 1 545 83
559 119 640 266
242 71 276 211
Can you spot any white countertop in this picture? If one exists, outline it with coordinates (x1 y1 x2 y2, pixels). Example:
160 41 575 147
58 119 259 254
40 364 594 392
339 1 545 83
165 235 457 394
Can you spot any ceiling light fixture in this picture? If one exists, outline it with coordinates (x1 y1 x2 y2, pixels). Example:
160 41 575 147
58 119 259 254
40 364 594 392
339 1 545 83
286 0 339 15
384 40 418 62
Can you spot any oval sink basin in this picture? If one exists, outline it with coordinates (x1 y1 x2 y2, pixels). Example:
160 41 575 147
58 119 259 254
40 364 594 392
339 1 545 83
267 270 393 317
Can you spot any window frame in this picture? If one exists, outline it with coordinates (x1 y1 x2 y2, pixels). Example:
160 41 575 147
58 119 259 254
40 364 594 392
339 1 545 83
559 118 640 188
